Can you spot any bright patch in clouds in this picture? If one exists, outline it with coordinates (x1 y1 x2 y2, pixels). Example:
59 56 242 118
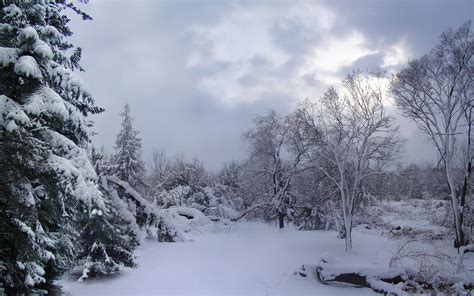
304 31 377 86
383 40 410 68
311 31 374 72
186 1 411 108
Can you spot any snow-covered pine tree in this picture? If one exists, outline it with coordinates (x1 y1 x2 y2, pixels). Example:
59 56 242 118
0 2 104 294
76 206 136 281
112 104 145 190
73 148 138 281
107 105 152 229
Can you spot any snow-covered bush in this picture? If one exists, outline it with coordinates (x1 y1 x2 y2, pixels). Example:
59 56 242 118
389 240 455 276
156 207 211 242
201 185 241 220
148 152 243 221
292 204 332 230
352 199 452 242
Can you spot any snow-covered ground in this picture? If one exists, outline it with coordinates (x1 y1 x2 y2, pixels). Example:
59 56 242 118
61 222 397 296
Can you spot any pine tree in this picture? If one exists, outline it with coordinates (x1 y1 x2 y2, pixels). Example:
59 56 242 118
73 148 138 281
109 105 151 228
76 207 136 281
0 2 103 294
113 104 145 189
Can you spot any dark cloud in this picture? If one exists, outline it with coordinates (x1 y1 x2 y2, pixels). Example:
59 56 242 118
238 73 259 87
270 18 321 54
249 55 272 68
324 0 473 55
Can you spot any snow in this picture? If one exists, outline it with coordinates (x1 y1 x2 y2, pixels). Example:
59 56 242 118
157 206 213 242
14 55 43 79
24 262 46 286
38 25 62 40
91 209 103 216
3 4 22 19
365 277 407 295
13 219 36 240
379 200 449 232
0 47 18 67
6 120 19 132
61 222 396 295
0 95 23 130
17 26 39 42
356 199 451 240
43 130 104 209
106 175 149 208
7 108 30 125
33 39 53 60
48 61 89 97
24 86 70 119
100 176 142 240
0 92 31 131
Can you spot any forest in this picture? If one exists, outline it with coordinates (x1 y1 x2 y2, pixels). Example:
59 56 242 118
0 1 473 295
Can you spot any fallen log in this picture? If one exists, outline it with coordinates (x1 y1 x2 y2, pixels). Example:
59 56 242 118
299 256 474 295
314 260 412 295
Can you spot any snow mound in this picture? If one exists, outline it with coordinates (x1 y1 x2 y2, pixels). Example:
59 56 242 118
157 207 212 242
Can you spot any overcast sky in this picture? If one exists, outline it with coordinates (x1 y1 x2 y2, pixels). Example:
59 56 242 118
69 0 473 170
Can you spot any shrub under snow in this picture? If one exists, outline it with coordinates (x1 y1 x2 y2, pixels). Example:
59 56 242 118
156 207 212 242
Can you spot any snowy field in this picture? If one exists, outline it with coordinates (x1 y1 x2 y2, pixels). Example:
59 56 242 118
61 222 397 296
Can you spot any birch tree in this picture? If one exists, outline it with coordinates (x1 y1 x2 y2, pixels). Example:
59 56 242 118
297 71 400 251
391 21 474 247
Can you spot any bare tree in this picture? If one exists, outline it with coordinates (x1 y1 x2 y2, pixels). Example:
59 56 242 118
297 70 400 251
391 21 474 247
164 153 208 190
242 111 310 228
218 161 241 188
148 148 169 186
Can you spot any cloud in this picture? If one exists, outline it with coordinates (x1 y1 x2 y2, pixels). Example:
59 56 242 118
67 0 469 169
185 1 414 110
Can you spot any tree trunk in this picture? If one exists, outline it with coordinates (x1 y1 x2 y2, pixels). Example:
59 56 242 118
454 212 466 248
277 211 285 229
446 146 467 248
449 189 466 248
341 197 352 251
344 217 352 251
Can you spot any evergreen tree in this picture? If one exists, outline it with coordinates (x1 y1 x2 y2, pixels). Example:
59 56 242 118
110 108 151 229
76 206 136 281
112 104 145 189
0 2 103 294
73 148 138 282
